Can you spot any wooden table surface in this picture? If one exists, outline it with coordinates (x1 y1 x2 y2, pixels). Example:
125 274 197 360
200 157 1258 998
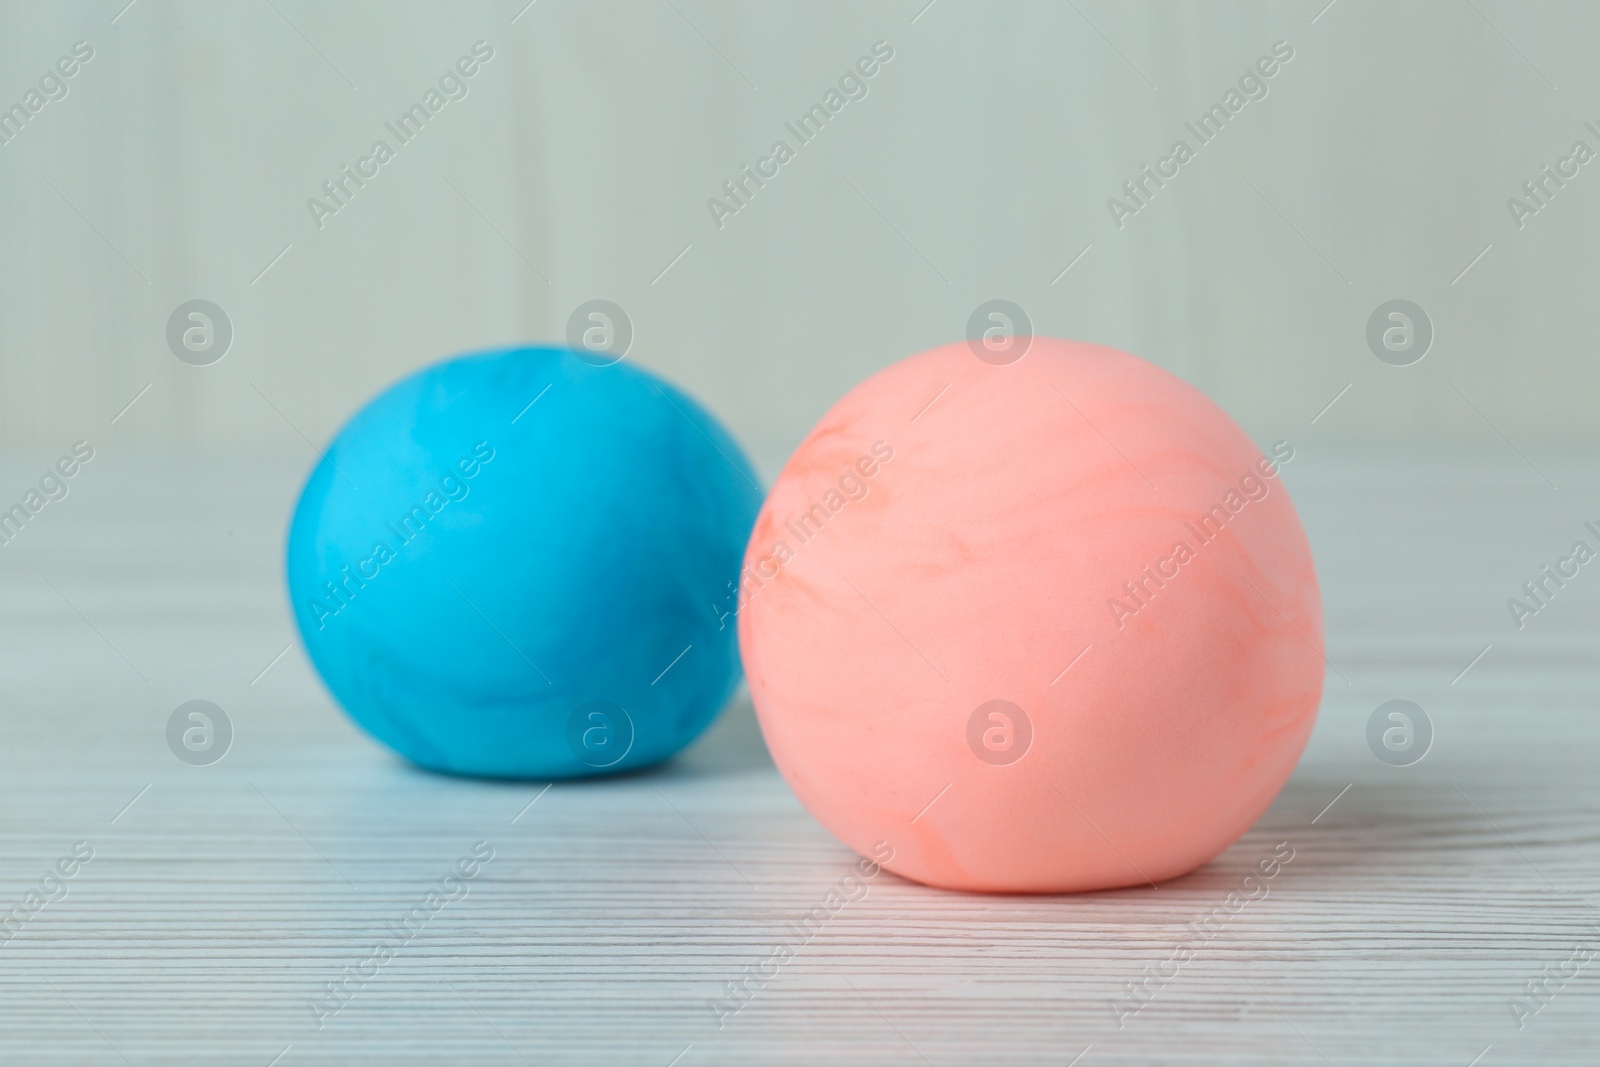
1 451 1597 1065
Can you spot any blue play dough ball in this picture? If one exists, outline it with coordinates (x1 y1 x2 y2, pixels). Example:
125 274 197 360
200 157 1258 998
286 346 763 779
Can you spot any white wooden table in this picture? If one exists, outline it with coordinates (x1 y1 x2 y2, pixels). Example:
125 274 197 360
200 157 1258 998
1 452 1597 1065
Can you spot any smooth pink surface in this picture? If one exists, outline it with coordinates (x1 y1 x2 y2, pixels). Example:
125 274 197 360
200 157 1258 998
739 338 1323 893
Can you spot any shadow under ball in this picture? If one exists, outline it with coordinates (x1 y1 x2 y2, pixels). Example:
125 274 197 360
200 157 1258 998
738 338 1323 893
287 346 763 779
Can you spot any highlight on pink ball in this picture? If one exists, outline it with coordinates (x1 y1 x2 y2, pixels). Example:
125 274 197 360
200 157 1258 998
738 337 1323 893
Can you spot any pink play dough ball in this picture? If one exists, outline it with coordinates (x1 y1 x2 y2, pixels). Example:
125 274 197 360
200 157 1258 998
739 338 1323 893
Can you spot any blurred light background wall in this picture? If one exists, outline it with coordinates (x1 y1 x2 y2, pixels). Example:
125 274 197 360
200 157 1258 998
0 0 1594 467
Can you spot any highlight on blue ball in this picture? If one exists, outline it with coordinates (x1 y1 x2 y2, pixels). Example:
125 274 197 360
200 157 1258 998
286 345 763 779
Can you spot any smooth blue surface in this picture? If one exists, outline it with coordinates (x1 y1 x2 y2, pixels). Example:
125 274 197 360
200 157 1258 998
286 346 763 779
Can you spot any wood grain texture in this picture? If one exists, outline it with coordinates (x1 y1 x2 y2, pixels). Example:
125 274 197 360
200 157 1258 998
1 454 1599 1065
4 2 1599 459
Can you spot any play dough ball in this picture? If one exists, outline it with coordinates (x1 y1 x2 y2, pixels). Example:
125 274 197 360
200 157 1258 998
739 338 1322 893
287 346 762 779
